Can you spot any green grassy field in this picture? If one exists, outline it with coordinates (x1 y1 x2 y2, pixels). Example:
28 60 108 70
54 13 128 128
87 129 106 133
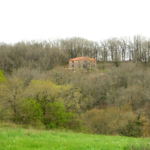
0 124 150 150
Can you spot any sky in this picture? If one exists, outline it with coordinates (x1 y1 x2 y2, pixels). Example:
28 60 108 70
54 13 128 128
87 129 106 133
0 0 150 44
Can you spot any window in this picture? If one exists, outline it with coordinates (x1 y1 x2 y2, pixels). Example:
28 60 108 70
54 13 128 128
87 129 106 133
72 64 74 67
72 61 74 63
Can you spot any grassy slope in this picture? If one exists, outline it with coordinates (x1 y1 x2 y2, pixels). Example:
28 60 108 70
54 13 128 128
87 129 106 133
0 126 150 150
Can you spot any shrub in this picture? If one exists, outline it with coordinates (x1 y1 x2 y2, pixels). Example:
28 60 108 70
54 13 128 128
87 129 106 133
118 119 142 137
66 118 87 132
46 123 56 129
83 107 122 135
117 113 148 137
44 102 74 128
83 106 149 136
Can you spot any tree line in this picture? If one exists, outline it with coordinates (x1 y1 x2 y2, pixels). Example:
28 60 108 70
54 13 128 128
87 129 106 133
1 35 150 73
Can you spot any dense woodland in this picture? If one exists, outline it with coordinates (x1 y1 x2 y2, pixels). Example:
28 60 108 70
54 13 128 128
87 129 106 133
0 36 150 137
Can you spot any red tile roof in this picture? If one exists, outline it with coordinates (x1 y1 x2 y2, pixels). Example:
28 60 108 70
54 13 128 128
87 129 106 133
69 57 96 61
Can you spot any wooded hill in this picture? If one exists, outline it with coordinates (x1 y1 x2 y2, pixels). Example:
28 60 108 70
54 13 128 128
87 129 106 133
0 36 150 137
1 35 150 73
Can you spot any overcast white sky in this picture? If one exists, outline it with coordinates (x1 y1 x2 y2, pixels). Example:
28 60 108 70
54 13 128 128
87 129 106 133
0 0 150 44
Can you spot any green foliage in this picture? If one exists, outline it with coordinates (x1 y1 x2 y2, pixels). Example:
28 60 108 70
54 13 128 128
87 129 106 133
25 80 75 128
26 80 63 116
45 102 74 128
0 69 5 82
7 98 43 124
26 80 68 104
46 123 56 129
20 98 43 124
0 69 5 120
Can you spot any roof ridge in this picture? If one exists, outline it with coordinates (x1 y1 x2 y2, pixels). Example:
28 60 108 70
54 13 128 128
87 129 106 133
69 57 96 61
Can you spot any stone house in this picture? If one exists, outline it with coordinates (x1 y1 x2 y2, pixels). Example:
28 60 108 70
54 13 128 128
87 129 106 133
69 57 96 69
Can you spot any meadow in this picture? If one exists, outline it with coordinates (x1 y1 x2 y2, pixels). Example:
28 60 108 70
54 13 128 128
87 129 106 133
0 123 150 150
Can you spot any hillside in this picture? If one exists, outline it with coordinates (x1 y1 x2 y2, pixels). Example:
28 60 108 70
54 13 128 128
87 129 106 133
1 38 150 138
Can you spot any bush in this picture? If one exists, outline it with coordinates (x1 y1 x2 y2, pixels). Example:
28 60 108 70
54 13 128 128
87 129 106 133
118 119 142 137
66 118 87 132
83 107 122 135
118 114 146 137
46 123 56 129
44 102 74 128
83 106 149 136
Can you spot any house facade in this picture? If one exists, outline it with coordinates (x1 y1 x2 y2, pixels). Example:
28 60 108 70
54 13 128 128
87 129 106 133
69 57 96 69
